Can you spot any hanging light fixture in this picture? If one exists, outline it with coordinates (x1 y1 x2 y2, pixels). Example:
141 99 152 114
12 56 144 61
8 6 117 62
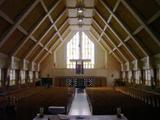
78 16 83 22
77 7 83 13
77 0 83 13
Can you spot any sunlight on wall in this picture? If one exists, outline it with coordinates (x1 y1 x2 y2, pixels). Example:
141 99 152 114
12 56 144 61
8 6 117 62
67 32 94 69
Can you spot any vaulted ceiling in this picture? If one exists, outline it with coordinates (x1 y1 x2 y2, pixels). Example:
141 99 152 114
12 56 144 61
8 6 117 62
0 0 160 64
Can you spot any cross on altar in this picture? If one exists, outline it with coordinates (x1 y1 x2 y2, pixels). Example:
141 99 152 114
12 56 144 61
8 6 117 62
70 59 91 74
69 26 90 74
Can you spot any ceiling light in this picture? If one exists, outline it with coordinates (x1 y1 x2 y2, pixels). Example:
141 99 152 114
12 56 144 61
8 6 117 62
78 17 83 22
77 7 83 13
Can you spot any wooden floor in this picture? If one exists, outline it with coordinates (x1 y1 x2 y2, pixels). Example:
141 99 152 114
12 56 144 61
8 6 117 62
87 87 160 120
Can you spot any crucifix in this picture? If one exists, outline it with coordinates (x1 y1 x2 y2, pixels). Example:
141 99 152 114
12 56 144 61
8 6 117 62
70 25 91 74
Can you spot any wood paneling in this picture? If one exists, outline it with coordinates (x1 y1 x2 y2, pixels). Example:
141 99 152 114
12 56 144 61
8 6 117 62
125 0 160 21
59 22 69 35
103 0 118 10
41 27 56 45
114 50 126 63
35 49 47 63
15 39 35 59
0 0 34 20
32 17 52 40
0 17 11 40
93 12 106 30
0 29 25 55
105 28 120 46
50 1 66 22
109 17 128 40
95 0 110 22
115 3 140 32
20 3 46 32
102 34 114 49
27 45 42 61
119 46 134 61
91 22 102 35
47 35 59 49
136 29 160 55
56 13 68 29
43 0 59 11
126 39 146 59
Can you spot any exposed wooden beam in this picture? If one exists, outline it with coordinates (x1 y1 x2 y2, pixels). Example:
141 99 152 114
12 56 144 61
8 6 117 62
87 31 109 52
96 0 120 41
103 32 129 62
0 0 40 48
38 31 74 64
95 17 137 60
13 0 61 56
38 52 49 64
132 25 143 35
0 10 14 24
120 0 160 47
25 0 66 59
88 31 123 64
97 26 107 42
85 31 106 51
58 19 69 35
33 22 70 62
17 26 43 45
91 24 128 62
93 20 131 61
104 24 137 59
17 26 28 36
30 36 37 42
90 25 101 40
32 32 58 61
124 36 130 42
147 10 160 24
87 31 124 65
112 52 123 64
51 31 73 53
25 18 68 59
40 0 65 42
53 27 71 52
33 41 58 62
99 0 149 57
113 0 121 12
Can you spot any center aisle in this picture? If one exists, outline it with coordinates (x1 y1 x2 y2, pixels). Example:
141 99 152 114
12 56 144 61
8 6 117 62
68 88 92 115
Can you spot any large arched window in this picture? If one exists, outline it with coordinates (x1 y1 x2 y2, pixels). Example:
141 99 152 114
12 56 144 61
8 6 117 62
67 32 94 69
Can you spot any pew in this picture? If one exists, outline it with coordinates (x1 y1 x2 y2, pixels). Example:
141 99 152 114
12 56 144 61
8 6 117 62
116 87 160 107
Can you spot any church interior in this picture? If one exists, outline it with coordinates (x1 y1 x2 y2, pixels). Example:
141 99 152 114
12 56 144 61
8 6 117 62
0 0 160 120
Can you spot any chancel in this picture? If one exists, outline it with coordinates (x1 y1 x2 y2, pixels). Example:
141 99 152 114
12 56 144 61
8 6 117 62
0 0 160 120
70 25 91 74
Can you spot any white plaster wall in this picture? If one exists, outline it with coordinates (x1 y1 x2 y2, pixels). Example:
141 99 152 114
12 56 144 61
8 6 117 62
40 54 54 77
106 54 121 86
40 34 121 86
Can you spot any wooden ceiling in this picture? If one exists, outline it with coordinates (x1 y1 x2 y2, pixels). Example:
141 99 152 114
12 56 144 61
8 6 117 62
0 0 160 64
